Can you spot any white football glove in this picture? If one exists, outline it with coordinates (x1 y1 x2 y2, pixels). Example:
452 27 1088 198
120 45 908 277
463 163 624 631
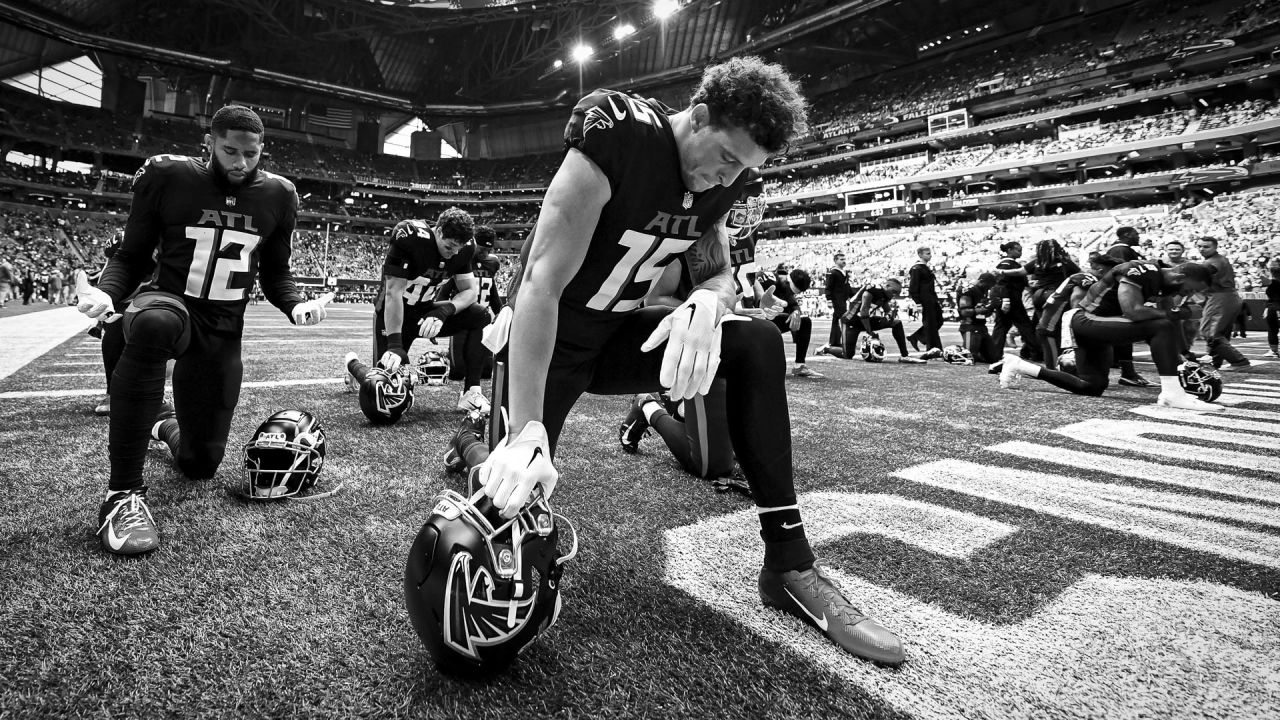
418 316 444 339
291 292 332 326
788 310 802 332
480 421 559 520
640 288 724 401
378 349 406 373
76 285 119 322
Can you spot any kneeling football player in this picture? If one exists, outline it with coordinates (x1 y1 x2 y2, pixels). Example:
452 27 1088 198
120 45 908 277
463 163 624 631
998 260 1223 411
471 59 905 666
821 278 925 363
369 208 491 413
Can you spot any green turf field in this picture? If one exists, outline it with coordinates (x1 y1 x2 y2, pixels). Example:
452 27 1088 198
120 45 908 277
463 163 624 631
1 303 1277 720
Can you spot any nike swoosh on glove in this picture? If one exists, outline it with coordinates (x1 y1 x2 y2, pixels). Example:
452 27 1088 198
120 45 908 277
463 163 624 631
640 289 725 401
480 420 558 519
77 285 118 322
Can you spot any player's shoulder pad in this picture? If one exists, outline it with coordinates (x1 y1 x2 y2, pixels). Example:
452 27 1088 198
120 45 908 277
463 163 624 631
391 219 432 241
258 169 298 196
566 89 666 152
132 153 195 189
478 254 501 272
1071 271 1098 286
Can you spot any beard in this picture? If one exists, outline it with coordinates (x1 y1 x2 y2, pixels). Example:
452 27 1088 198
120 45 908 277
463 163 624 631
211 158 257 187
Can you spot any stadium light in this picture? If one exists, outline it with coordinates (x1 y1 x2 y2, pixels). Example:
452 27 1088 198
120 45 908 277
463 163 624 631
571 43 594 64
553 58 563 69
653 0 679 20
614 23 636 41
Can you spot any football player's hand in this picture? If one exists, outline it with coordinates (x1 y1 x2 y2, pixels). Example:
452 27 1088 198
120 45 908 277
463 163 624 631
1000 298 1012 313
640 289 724 401
758 287 785 320
378 332 409 372
291 292 332 326
76 284 119 323
788 310 802 332
480 421 558 519
418 316 444 338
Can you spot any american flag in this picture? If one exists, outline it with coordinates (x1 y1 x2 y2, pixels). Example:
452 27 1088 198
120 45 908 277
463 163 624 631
307 104 354 129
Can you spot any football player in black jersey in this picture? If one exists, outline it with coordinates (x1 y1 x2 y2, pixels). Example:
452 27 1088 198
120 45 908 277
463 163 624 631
447 224 501 384
77 106 330 555
997 260 1224 411
821 278 926 363
956 273 999 364
366 208 491 413
990 240 1041 361
470 58 905 665
762 266 823 377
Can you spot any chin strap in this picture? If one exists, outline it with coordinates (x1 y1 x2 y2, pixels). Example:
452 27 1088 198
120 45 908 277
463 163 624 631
235 483 345 502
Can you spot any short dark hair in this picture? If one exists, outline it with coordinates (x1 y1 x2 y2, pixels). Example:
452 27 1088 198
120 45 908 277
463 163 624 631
1116 226 1139 242
834 252 844 260
690 56 808 154
1195 235 1220 247
790 268 811 292
474 224 496 248
917 246 931 256
1165 240 1185 248
210 105 265 137
999 241 1021 254
437 207 475 241
976 272 997 286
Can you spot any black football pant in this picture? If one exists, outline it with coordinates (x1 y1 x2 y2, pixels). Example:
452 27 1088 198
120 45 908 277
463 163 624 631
109 292 241 491
648 379 734 479
964 322 999 364
770 314 812 364
100 304 128 395
448 329 494 382
828 298 847 346
1266 306 1279 348
1033 312 1181 397
907 297 943 351
834 317 908 358
374 303 489 387
992 296 1041 361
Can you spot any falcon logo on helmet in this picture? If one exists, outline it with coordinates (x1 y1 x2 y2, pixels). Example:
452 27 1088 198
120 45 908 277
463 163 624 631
941 344 974 365
726 169 766 244
858 334 886 363
242 410 334 500
358 367 415 425
1178 361 1223 402
405 488 578 676
417 350 450 386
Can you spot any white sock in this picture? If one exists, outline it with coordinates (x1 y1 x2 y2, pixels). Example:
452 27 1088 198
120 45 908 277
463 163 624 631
1158 375 1182 396
642 401 661 423
1020 359 1041 378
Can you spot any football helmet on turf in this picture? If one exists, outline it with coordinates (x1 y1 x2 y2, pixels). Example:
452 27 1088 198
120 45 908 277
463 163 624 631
941 344 973 365
359 367 415 425
243 410 327 499
857 334 886 363
418 350 450 386
1178 361 1223 402
1058 348 1078 375
405 488 578 676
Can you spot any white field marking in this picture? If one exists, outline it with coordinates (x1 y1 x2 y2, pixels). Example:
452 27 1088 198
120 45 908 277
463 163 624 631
1056 420 1280 474
0 307 95 381
797 492 1015 558
1227 384 1280 397
989 441 1280 504
1128 404 1280 435
65 352 101 357
46 361 101 368
894 460 1280 565
1243 378 1280 386
41 373 104 378
1218 393 1280 407
665 517 1280 720
0 377 343 400
1215 406 1280 422
240 338 357 344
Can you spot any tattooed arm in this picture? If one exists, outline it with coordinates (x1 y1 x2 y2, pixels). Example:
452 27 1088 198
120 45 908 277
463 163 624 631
683 214 736 317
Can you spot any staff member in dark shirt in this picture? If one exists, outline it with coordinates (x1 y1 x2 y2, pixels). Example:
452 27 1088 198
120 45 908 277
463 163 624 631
990 240 1040 361
1264 260 1280 360
824 253 851 347
907 246 942 353
1197 236 1250 370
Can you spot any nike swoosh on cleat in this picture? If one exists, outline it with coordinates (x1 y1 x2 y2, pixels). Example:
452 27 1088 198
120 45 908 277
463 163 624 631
781 521 804 530
784 586 828 631
100 521 130 551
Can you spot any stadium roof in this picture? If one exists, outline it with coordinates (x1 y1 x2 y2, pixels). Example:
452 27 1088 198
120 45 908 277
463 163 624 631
0 0 1086 117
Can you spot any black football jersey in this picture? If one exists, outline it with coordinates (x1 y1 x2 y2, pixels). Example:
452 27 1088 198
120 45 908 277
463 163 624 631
1079 261 1173 317
859 285 896 316
557 89 748 314
376 219 476 312
1025 258 1081 290
473 253 503 313
1036 271 1096 333
995 257 1028 292
97 154 301 332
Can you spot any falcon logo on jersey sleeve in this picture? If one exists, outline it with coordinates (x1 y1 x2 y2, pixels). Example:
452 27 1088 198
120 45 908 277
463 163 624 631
583 105 615 137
